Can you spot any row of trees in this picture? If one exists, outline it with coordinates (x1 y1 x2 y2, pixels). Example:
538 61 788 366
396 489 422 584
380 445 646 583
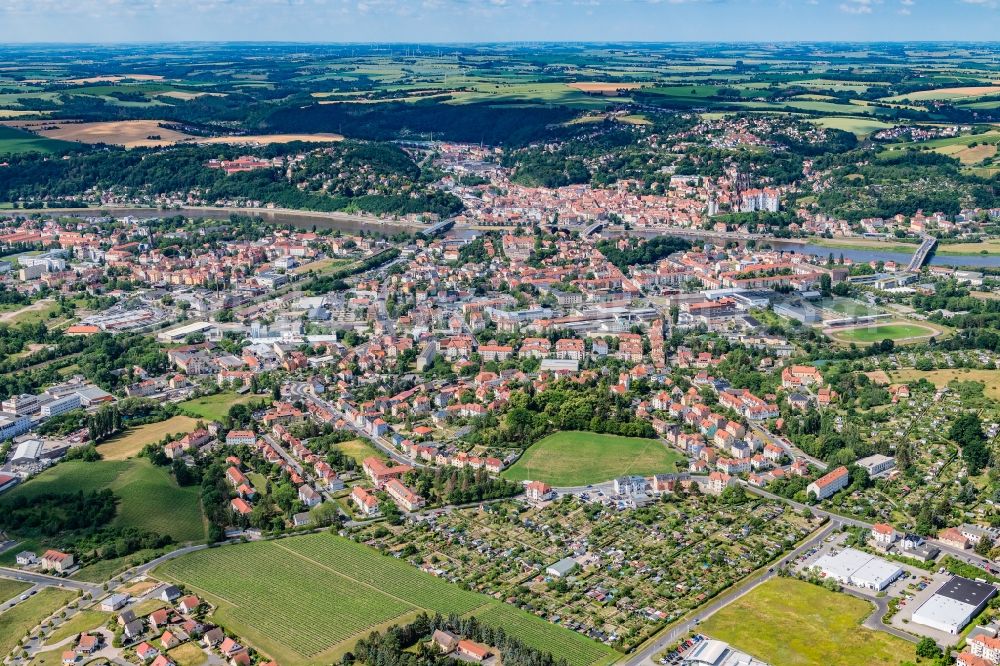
348 612 571 666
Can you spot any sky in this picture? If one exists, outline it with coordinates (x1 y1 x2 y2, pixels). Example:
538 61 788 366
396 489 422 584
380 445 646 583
2 0 1000 43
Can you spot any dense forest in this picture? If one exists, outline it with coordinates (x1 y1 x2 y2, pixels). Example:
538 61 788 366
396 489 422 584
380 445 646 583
263 101 579 147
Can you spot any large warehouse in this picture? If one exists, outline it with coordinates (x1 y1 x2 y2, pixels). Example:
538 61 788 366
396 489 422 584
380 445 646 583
812 547 904 591
912 576 997 634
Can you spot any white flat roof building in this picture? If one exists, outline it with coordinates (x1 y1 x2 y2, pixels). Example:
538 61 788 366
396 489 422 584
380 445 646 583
684 639 769 666
912 576 997 634
812 547 903 591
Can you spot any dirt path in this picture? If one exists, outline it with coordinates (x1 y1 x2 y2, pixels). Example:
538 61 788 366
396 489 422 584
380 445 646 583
0 299 52 323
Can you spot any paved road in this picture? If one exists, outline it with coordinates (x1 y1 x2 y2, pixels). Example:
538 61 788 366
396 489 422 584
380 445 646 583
290 382 420 467
743 483 996 571
841 587 918 644
0 567 102 595
618 522 839 665
748 422 828 471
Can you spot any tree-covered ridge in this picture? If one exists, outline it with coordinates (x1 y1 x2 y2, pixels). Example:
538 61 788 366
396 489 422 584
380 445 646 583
808 148 1000 222
0 141 463 218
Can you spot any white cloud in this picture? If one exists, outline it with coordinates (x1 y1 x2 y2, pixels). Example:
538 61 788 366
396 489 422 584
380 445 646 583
839 0 880 13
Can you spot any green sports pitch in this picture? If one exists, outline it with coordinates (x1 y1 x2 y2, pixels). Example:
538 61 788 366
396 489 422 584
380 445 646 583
828 322 937 344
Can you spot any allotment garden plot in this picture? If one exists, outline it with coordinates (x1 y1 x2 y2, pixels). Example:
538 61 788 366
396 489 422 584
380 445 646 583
156 533 617 666
357 493 820 652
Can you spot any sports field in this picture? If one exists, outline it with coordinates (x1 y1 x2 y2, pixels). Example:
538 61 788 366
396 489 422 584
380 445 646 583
816 297 882 318
701 578 915 666
156 533 616 666
826 321 941 345
503 431 684 486
1 458 206 543
98 415 200 460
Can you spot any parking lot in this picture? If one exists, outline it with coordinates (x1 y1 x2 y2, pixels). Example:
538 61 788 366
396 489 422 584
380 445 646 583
659 633 707 665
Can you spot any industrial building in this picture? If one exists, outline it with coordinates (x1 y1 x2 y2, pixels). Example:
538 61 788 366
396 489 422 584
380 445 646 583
812 547 904 591
911 576 997 635
683 639 769 666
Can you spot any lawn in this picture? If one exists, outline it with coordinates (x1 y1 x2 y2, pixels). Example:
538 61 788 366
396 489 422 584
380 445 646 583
0 459 206 544
0 579 31 602
179 393 266 422
0 589 76 658
44 610 110 644
335 439 382 466
503 431 685 486
0 126 75 156
701 578 915 666
168 642 208 666
155 532 616 666
98 415 200 460
827 322 940 345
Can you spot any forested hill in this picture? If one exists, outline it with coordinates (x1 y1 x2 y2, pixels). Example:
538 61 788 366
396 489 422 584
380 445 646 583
0 140 463 218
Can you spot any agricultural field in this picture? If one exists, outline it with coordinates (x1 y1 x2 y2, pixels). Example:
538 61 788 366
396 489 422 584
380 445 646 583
179 392 266 422
3 120 198 148
155 532 616 666
0 459 206 544
0 589 76 659
2 121 343 149
0 126 75 155
503 431 684 486
701 578 915 666
809 116 895 137
97 415 200 460
825 321 943 346
884 85 1000 102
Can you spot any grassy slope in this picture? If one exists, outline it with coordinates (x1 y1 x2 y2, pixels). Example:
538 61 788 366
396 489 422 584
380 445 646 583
503 431 684 486
179 393 265 422
0 589 76 658
98 415 200 460
0 458 206 544
0 580 31 603
701 578 914 666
